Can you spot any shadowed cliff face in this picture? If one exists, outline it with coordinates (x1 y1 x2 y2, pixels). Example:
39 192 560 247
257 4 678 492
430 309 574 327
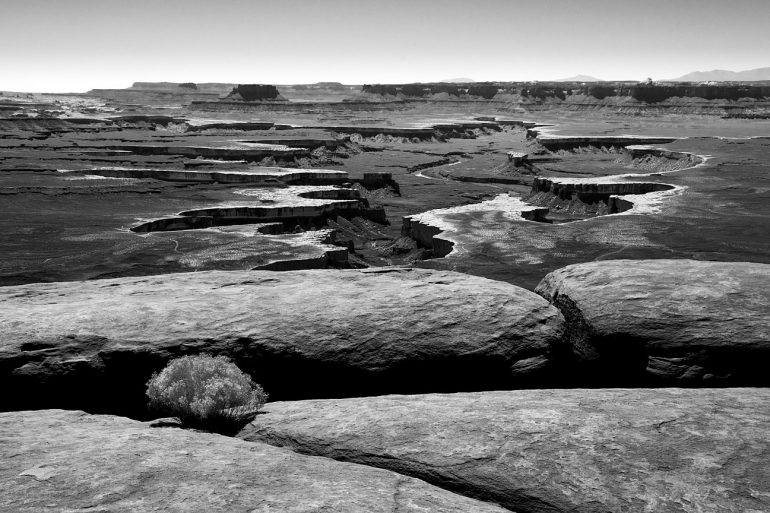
129 187 385 234
401 140 690 258
535 136 678 151
228 84 283 101
526 178 677 220
361 81 770 102
572 83 770 102
629 84 770 102
361 83 501 99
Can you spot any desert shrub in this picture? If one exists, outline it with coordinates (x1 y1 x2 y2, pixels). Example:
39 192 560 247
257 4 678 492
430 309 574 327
146 354 267 434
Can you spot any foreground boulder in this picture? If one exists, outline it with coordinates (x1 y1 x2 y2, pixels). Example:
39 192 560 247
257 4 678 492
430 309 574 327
535 259 770 384
239 388 770 513
0 410 508 512
0 268 565 415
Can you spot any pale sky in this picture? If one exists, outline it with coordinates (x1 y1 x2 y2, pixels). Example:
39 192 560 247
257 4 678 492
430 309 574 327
1 0 768 92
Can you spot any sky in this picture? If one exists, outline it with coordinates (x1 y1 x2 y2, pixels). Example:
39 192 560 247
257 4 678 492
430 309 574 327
1 0 769 92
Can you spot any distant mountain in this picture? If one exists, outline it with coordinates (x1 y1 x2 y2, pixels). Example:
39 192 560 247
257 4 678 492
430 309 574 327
439 78 475 83
556 75 602 82
671 67 770 82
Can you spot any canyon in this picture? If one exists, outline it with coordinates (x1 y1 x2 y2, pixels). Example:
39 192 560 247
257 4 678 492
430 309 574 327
2 80 769 512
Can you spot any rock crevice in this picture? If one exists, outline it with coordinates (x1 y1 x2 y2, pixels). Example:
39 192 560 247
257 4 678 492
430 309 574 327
535 259 770 385
0 409 511 513
238 388 770 513
0 268 566 416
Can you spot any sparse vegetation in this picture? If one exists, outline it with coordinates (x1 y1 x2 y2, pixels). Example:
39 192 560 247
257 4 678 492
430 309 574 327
146 355 267 434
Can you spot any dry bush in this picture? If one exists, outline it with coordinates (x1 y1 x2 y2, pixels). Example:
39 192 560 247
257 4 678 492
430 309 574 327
146 354 267 434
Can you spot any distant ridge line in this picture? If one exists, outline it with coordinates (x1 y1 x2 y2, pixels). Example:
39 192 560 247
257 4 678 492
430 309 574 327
671 67 770 82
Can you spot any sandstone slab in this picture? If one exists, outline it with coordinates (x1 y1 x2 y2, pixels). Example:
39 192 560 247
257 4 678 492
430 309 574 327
0 268 565 414
535 259 770 384
0 409 508 512
240 388 770 513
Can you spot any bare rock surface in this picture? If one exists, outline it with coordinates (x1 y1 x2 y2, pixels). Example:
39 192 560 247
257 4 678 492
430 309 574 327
0 267 565 414
239 388 770 513
0 409 509 513
535 259 770 384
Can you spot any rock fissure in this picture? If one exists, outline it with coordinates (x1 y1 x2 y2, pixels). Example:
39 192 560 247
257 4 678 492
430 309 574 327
239 389 770 513
535 260 770 385
249 431 522 513
1 409 512 512
0 268 566 415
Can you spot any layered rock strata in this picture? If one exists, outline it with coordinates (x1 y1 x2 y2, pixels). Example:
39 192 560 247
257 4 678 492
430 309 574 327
537 135 678 151
529 177 679 215
129 186 385 233
87 166 348 185
402 195 549 257
106 143 309 162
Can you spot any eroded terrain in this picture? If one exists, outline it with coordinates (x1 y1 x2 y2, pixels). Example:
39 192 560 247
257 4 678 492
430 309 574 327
4 87 769 289
2 82 769 512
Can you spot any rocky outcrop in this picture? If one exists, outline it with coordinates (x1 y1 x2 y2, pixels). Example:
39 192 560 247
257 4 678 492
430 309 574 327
226 84 285 102
402 195 549 257
531 177 675 198
239 388 770 513
359 81 770 104
359 172 399 192
535 259 770 385
188 100 413 112
316 121 503 142
630 83 770 102
361 83 501 99
87 86 224 106
325 125 436 139
127 82 235 94
0 268 565 415
109 115 187 126
626 145 703 164
507 151 528 166
533 137 704 173
88 166 348 185
129 186 384 233
401 216 454 257
535 82 770 103
237 136 349 149
536 135 677 151
185 121 276 132
105 143 310 162
0 410 508 513
528 177 677 216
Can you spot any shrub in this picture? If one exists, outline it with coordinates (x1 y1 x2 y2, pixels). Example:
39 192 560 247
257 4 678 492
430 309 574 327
146 355 267 434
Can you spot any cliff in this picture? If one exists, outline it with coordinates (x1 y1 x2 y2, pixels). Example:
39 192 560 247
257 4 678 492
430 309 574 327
226 84 286 102
361 81 770 102
361 82 500 100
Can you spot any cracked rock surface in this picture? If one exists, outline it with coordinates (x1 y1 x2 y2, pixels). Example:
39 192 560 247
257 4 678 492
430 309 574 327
0 409 509 512
535 259 770 385
239 388 770 513
0 267 565 413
